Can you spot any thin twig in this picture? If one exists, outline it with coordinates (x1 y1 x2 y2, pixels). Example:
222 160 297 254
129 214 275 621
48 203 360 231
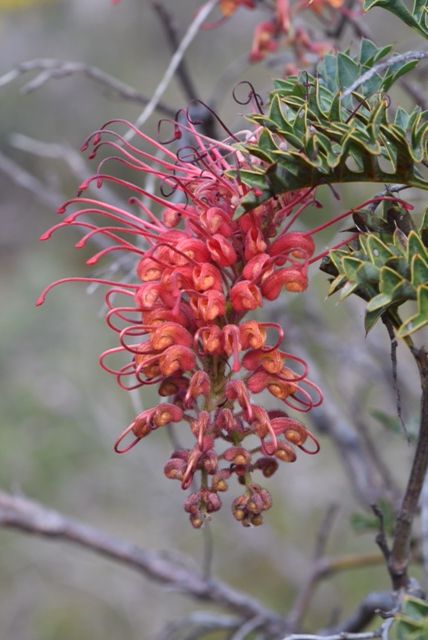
323 592 396 634
287 505 339 629
371 504 391 564
0 491 286 635
342 50 428 98
282 633 382 640
151 1 200 103
0 150 61 208
155 612 240 640
0 59 176 117
389 346 428 590
230 615 265 640
382 317 408 441
420 472 428 587
125 0 217 140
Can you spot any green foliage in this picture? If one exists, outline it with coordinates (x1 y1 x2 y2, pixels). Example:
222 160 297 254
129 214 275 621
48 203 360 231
351 499 395 534
363 0 428 39
389 595 428 640
371 409 418 441
322 207 428 337
229 39 427 214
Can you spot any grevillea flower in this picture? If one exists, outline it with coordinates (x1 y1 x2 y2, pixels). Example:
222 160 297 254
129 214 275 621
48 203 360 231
37 105 340 527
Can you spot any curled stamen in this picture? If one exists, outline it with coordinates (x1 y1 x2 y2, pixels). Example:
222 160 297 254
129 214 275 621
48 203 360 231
36 278 138 306
186 99 241 143
298 431 320 455
232 81 264 114
114 425 142 454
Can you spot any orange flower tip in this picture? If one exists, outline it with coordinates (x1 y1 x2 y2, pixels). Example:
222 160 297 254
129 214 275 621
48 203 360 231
190 515 204 529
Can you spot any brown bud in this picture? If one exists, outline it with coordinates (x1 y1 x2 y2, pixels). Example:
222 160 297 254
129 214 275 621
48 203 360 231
164 458 186 481
275 442 297 462
223 446 251 466
254 457 279 478
190 514 204 529
205 492 222 513
202 449 218 474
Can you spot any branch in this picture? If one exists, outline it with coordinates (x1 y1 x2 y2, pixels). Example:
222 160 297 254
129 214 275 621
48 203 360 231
388 347 428 590
421 471 428 586
287 550 385 631
155 612 240 640
282 633 382 640
151 1 200 103
0 491 286 635
0 59 176 117
287 506 339 629
325 591 395 634
125 0 218 140
342 50 428 97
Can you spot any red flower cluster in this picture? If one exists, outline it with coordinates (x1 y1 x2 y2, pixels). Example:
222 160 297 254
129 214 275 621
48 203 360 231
38 111 324 527
211 0 345 67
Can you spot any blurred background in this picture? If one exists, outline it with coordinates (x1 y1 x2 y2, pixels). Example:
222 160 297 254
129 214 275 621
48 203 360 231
0 1 425 638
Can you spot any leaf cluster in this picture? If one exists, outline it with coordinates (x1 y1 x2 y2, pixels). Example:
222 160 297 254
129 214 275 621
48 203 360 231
364 0 428 39
322 206 428 336
230 39 427 213
389 595 428 640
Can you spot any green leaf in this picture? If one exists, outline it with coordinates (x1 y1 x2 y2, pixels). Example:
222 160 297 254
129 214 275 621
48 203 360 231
397 285 428 337
337 52 360 91
359 38 378 65
365 306 385 333
363 0 428 37
371 409 402 433
411 254 428 287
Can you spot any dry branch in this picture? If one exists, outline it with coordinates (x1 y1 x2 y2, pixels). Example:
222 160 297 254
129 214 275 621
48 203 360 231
0 491 286 636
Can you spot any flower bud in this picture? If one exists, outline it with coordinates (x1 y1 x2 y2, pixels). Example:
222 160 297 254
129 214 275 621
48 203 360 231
223 446 251 466
239 321 266 350
254 457 279 478
261 267 308 300
152 403 183 428
197 324 223 355
242 253 272 281
150 322 193 351
244 225 267 260
269 232 315 263
192 263 223 292
230 281 262 311
164 457 187 481
158 376 189 397
207 234 237 267
202 449 218 474
137 257 163 282
274 442 297 462
159 345 196 376
242 349 285 374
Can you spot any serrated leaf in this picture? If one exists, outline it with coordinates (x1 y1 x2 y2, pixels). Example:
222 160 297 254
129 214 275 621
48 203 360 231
411 254 428 287
380 266 407 295
366 292 394 311
337 52 360 91
365 306 385 333
408 230 428 261
397 285 428 337
359 38 378 65
383 60 419 92
366 235 395 265
363 0 428 37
